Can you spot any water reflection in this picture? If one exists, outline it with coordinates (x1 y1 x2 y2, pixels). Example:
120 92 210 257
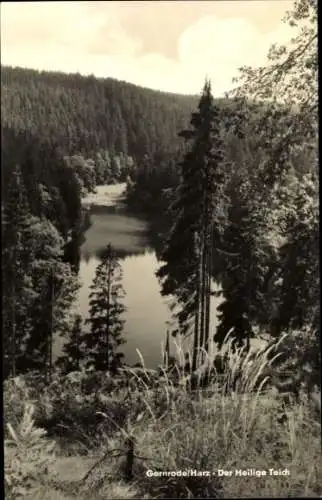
81 204 151 260
71 192 265 368
82 245 152 263
96 245 153 261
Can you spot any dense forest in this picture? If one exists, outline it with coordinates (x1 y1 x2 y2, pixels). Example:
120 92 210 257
1 65 198 160
1 66 197 378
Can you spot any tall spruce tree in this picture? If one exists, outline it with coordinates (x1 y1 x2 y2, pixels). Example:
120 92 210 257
157 80 227 370
84 243 126 372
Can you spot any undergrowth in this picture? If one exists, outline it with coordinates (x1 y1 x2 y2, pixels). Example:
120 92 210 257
3 336 321 498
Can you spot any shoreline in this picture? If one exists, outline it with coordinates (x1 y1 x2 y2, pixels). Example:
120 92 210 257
82 183 126 208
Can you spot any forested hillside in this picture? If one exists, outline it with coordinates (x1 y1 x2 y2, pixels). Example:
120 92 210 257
1 65 198 160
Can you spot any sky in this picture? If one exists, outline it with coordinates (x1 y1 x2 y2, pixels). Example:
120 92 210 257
1 1 295 96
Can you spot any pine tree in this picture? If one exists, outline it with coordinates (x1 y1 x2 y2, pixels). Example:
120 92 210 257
84 243 126 372
157 80 227 369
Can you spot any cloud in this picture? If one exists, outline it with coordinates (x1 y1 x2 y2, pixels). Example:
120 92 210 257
86 1 294 61
87 22 142 57
1 1 295 95
1 2 105 50
176 14 295 94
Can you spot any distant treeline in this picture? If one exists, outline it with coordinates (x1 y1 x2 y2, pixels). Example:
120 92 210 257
1 65 198 161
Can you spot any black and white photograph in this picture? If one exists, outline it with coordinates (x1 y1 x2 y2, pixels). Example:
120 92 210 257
1 0 320 498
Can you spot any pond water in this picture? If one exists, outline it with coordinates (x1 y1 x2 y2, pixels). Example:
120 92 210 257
77 184 223 368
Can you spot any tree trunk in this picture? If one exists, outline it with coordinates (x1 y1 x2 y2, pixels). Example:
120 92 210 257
199 238 207 358
164 330 170 368
205 223 213 355
10 257 17 377
11 301 16 378
192 233 201 372
44 271 54 384
200 193 210 362
123 437 135 481
105 260 112 372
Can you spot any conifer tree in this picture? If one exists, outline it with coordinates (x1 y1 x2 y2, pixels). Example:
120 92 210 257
157 80 227 369
84 243 126 372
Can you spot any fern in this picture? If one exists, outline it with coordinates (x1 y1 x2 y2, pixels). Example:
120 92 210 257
5 403 56 499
